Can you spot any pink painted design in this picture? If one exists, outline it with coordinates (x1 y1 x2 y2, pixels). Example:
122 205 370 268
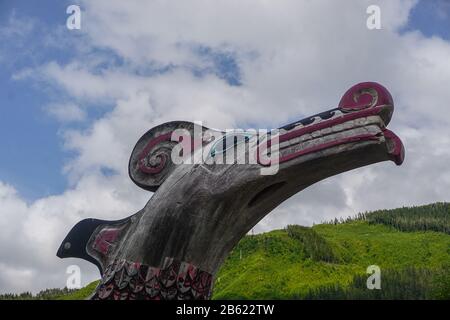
383 129 405 165
93 227 122 255
92 258 213 300
278 133 380 164
257 105 392 166
257 83 402 166
277 104 392 145
258 133 380 166
338 82 393 112
138 132 172 174
138 132 202 174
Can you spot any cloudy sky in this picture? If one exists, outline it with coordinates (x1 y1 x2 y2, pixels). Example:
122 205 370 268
0 0 449 294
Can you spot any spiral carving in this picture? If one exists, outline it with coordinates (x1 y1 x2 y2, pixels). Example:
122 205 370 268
352 87 378 109
129 130 178 192
138 132 172 174
339 86 378 111
129 121 205 192
338 82 394 113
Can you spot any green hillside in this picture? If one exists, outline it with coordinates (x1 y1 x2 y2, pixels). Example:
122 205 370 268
214 221 449 299
213 203 450 299
2 202 449 300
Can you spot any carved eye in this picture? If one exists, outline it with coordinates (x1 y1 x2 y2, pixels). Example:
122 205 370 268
210 133 252 157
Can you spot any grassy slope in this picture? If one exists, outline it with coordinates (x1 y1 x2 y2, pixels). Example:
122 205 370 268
213 221 450 299
57 280 99 300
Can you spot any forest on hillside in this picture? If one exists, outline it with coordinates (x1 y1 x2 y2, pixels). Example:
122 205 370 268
323 202 450 234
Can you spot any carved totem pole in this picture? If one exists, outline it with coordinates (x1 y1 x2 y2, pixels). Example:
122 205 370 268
57 82 405 300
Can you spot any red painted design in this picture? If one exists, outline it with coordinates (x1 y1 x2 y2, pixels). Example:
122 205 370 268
338 82 393 112
279 133 380 164
278 104 392 145
138 132 172 174
93 227 122 255
138 132 201 174
257 83 402 166
383 129 405 165
257 105 392 166
91 258 213 300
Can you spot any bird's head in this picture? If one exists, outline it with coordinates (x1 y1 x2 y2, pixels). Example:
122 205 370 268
128 82 404 234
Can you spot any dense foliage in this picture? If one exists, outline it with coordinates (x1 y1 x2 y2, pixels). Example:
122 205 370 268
286 225 336 263
0 287 76 300
304 266 450 300
324 202 450 234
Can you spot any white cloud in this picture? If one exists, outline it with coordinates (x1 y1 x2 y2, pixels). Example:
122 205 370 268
2 0 450 293
0 10 35 38
46 103 86 122
0 174 149 293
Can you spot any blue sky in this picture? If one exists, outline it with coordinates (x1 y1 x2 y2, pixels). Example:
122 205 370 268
0 0 75 200
403 0 450 39
0 0 248 201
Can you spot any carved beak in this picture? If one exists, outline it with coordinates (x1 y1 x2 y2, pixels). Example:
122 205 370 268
242 82 405 218
257 82 404 169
